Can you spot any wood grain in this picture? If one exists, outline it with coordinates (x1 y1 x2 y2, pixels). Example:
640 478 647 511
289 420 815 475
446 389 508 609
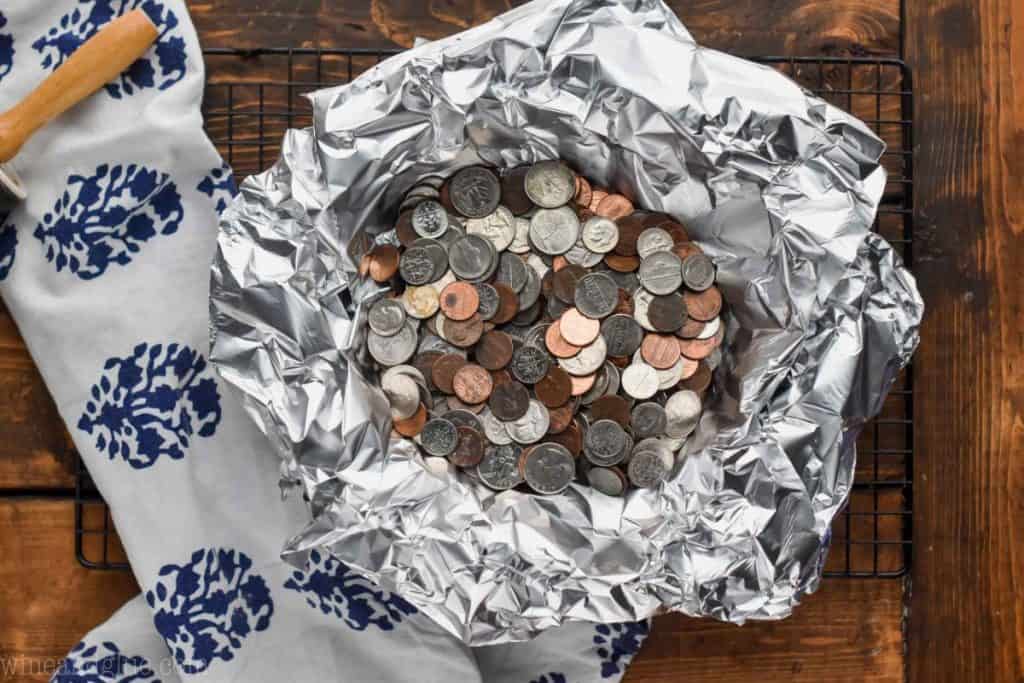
906 0 1024 681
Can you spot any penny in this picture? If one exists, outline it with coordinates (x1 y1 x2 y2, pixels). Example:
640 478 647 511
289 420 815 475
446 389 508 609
601 314 644 357
648 293 687 332
627 449 670 488
548 418 584 457
544 319 582 358
663 221 690 245
438 282 479 321
411 199 449 239
507 216 531 254
443 409 484 432
569 372 597 396
501 167 534 215
466 205 515 252
449 234 495 281
580 216 619 254
530 207 580 256
522 442 575 494
587 466 627 496
475 330 514 370
636 227 674 259
676 317 705 339
449 166 501 218
411 350 444 391
665 390 702 438
560 335 607 376
631 402 667 438
680 361 712 393
584 419 629 467
420 418 459 457
534 366 573 408
395 210 418 246
506 399 551 445
368 297 407 337
478 443 524 490
604 253 641 273
683 286 722 321
444 313 484 348
574 272 619 319
367 244 400 282
595 193 634 220
678 334 717 360
681 253 716 291
641 333 680 369
452 364 493 405
369 321 418 367
638 251 683 295
393 403 427 437
475 283 500 320
673 241 704 261
450 426 485 468
546 402 575 435
552 264 587 303
488 380 531 421
510 344 551 384
496 252 529 293
613 214 645 256
560 308 601 346
491 283 520 324
589 188 608 212
524 161 576 209
447 395 486 414
589 395 631 429
575 175 593 208
622 362 659 400
431 354 467 395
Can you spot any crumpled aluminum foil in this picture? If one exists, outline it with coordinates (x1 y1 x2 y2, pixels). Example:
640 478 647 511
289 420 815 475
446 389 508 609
209 0 923 645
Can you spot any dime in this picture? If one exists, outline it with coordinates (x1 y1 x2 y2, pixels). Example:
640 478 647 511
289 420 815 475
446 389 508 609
491 283 520 324
510 344 551 384
450 426 485 468
587 466 627 496
560 308 601 346
400 246 438 285
479 408 513 445
544 319 582 358
420 418 459 457
488 380 531 421
681 253 716 291
622 362 659 400
431 354 467 394
412 199 449 239
506 399 551 445
449 166 501 218
590 395 631 428
641 333 681 369
475 283 500 320
664 389 702 439
501 167 535 216
522 442 575 494
601 314 644 357
475 330 514 370
466 205 516 252
496 252 529 293
453 364 493 405
636 227 674 259
368 321 418 366
524 161 576 209
477 443 524 490
393 403 427 437
581 216 619 254
647 293 687 333
439 281 480 321
631 402 667 438
683 286 722 321
552 264 587 303
595 193 634 220
449 234 495 281
529 207 580 256
638 251 683 295
368 297 407 337
574 272 619 319
559 335 607 376
367 244 400 282
627 449 670 488
584 419 629 467
534 366 573 408
507 217 532 254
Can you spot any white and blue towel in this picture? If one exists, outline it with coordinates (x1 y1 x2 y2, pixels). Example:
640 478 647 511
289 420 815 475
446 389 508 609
0 2 649 681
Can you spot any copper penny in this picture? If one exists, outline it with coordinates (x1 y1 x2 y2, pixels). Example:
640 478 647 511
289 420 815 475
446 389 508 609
547 418 583 457
545 320 582 359
678 355 699 380
664 221 690 244
604 253 641 273
552 256 569 272
491 283 520 324
560 308 601 346
395 210 418 246
684 286 722 321
589 188 609 212
648 293 687 332
445 313 484 347
569 372 597 396
613 288 635 316
596 194 634 220
589 395 631 428
475 330 514 370
450 426 485 468
534 366 573 408
393 403 427 437
575 175 593 208
608 354 630 369
489 380 531 421
675 317 706 339
501 166 534 215
413 350 445 391
613 213 645 256
447 395 486 414
453 364 494 404
546 403 575 435
641 333 681 369
432 354 467 395
367 244 400 282
440 282 480 321
358 254 371 278
541 269 556 298
680 361 712 393
490 368 514 386
673 241 704 261
552 264 587 303
678 334 717 360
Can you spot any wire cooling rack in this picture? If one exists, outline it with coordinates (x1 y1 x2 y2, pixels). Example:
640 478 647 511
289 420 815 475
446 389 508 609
75 48 914 578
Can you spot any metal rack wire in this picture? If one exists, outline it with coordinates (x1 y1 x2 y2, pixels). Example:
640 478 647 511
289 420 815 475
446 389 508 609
76 48 914 578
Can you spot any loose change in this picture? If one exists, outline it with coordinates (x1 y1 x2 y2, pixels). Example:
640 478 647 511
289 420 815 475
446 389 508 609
359 161 723 496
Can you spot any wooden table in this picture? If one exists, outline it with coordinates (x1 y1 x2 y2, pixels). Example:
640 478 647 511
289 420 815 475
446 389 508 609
1 1 1020 681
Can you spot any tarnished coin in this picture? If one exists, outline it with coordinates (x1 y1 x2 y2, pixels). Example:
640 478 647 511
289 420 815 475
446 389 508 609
477 443 524 490
510 344 551 384
449 234 495 281
648 293 687 333
466 205 515 251
590 395 631 428
507 216 532 253
491 283 520 324
584 419 629 467
431 353 468 394
683 286 722 322
529 207 580 256
681 253 716 291
546 402 575 435
665 389 702 438
450 426 485 468
368 297 407 337
489 380 531 421
560 308 601 346
553 264 587 303
545 319 582 359
522 442 575 494
368 321 418 366
506 399 551 445
636 227 674 259
534 366 573 408
475 283 500 320
587 466 627 496
479 408 513 445
631 402 668 438
496 252 529 293
442 409 483 433
453 364 493 405
622 362 659 399
627 449 670 488
524 161 576 209
501 167 535 216
440 281 480 321
449 166 501 218
638 251 683 295
601 314 644 357
475 330 514 370
400 246 438 285
559 335 607 377
581 216 619 254
412 199 449 239
444 313 484 348
420 417 458 456
574 272 619 319
402 284 440 319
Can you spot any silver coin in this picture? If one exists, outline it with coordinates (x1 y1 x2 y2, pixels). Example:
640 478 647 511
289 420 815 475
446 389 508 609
664 390 702 438
510 344 550 384
525 252 551 280
529 207 580 256
579 365 611 405
448 234 495 280
517 265 542 310
547 295 572 320
631 402 667 438
605 268 639 293
584 419 628 467
638 251 683 295
601 314 644 356
418 175 446 190
420 418 459 456
479 407 513 446
477 444 524 490
524 161 576 209
506 399 551 444
627 449 670 488
523 322 551 350
443 409 483 433
523 442 575 495
449 166 501 218
559 335 607 376
657 355 688 391
564 240 604 268
410 239 450 282
400 247 437 286
636 227 674 259
466 205 515 251
475 283 500 320
574 272 619 319
631 288 657 332
368 321 418 367
436 217 465 249
681 254 716 291
381 371 420 420
418 333 465 357
368 297 407 337
411 199 449 239
603 361 621 396
696 316 721 340
507 217 532 254
496 251 529 293
587 466 626 496
581 216 619 254
621 362 659 400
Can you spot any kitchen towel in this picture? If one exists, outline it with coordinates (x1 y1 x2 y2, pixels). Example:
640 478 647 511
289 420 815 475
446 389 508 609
0 2 649 681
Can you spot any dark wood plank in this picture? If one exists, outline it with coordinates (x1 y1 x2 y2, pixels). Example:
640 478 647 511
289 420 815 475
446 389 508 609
905 0 1024 681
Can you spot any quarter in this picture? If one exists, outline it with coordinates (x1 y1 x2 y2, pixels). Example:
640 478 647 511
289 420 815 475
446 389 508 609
524 161 576 208
522 442 575 494
449 166 501 218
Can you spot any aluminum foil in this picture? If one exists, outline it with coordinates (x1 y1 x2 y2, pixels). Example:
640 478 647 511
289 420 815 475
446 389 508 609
209 0 923 645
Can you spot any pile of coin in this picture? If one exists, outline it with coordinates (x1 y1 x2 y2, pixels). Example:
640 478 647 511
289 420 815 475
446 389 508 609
359 160 723 496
